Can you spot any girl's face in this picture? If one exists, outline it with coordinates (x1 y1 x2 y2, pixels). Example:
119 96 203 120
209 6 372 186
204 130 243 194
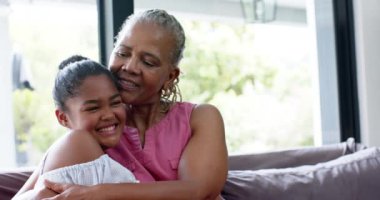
109 22 179 105
57 75 125 149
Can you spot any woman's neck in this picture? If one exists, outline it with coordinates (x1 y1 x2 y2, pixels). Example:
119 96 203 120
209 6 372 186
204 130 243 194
126 101 169 146
127 102 162 126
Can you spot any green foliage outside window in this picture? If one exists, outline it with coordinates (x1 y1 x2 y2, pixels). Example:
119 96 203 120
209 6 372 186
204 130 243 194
10 5 313 166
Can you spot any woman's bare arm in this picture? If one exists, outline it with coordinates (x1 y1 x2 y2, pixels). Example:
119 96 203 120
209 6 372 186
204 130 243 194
178 104 228 198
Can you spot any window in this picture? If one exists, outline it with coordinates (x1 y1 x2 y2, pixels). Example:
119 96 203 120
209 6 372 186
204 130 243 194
1 0 99 168
1 0 359 169
134 0 322 154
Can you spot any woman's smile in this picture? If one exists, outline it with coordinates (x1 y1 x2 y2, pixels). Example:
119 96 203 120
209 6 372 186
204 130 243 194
119 78 139 91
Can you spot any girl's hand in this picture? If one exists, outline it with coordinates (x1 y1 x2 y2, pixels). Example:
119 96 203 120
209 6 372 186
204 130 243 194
42 180 99 200
12 187 57 200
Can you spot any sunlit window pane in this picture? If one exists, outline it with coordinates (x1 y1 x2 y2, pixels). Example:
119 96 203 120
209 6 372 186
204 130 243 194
9 0 99 167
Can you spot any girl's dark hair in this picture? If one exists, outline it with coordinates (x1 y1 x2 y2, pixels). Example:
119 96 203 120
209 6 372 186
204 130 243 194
53 55 120 111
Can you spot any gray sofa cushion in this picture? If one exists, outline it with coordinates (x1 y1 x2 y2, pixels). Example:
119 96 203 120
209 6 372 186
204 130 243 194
222 147 380 200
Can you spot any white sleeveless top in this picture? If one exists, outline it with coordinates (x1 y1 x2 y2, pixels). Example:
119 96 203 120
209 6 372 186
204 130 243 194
35 154 138 188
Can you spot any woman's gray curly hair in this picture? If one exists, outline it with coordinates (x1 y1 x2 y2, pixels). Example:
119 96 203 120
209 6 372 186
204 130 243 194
115 9 185 66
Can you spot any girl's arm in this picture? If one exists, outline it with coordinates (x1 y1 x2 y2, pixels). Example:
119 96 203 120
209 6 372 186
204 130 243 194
40 130 104 173
13 161 42 198
12 163 57 200
13 186 57 200
45 104 228 200
13 130 105 199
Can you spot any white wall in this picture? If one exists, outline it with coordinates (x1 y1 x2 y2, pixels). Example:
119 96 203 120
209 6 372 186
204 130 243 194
354 0 380 147
0 6 17 168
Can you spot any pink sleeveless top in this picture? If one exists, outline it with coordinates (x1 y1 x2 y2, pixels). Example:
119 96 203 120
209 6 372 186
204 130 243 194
105 102 195 182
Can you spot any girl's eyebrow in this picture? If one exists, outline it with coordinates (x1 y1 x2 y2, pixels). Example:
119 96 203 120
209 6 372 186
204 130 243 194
83 99 98 105
83 94 120 105
109 93 121 100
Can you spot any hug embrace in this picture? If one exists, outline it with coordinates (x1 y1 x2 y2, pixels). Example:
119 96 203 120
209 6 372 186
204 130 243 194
13 9 228 200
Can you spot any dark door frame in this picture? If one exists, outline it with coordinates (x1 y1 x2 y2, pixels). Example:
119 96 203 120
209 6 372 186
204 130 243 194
97 0 134 66
333 0 361 142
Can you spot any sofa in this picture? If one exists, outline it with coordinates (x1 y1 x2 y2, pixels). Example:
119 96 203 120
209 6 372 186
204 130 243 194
1 138 380 200
222 138 380 200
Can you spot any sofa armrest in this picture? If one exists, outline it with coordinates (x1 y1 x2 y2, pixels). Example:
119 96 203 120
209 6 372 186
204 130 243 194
0 168 33 199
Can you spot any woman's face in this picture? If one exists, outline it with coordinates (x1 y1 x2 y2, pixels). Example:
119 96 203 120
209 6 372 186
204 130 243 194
109 22 179 105
62 75 126 148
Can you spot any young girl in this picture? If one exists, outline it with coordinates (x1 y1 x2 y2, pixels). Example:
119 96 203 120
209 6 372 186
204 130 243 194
14 55 137 199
